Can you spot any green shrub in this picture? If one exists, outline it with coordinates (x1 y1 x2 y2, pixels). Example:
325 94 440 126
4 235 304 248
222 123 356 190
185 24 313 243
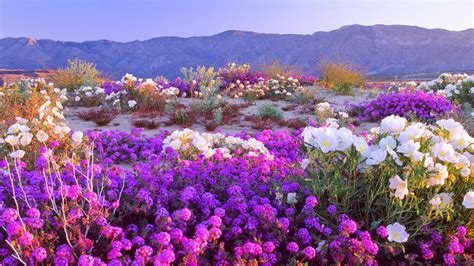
258 104 284 120
213 107 223 125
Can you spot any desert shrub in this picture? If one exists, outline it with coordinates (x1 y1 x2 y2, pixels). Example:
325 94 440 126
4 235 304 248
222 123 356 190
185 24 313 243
213 107 223 126
352 90 458 122
131 119 160 129
181 66 218 96
77 109 117 126
52 58 102 90
318 61 366 95
288 87 321 104
259 60 301 79
258 104 284 120
192 80 223 114
165 105 195 127
285 118 307 129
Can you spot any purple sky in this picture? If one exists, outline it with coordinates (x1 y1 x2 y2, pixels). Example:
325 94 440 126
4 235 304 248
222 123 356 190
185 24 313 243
1 0 473 42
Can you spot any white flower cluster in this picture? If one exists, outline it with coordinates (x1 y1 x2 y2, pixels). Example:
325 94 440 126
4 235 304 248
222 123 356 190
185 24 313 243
268 75 303 97
163 129 270 159
303 115 473 209
73 85 105 102
2 117 84 159
417 73 474 98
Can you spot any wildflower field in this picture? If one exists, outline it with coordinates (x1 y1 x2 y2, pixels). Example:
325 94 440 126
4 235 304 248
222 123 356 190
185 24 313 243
0 62 473 265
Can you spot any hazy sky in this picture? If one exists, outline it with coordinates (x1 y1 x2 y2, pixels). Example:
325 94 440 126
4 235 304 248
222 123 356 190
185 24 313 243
1 0 473 42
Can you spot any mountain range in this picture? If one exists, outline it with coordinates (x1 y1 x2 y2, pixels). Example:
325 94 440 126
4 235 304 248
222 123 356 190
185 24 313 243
1 24 473 79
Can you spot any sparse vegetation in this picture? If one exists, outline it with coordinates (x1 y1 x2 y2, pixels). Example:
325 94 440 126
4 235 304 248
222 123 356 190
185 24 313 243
132 119 160 129
77 109 118 126
52 58 103 90
258 104 284 120
259 60 302 79
318 61 366 95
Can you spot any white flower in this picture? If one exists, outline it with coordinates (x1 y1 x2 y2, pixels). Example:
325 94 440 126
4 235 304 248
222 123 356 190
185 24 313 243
168 139 182 150
202 148 216 158
379 136 397 151
436 119 464 135
75 96 81 102
5 135 19 146
36 130 49 142
316 102 332 113
314 128 339 153
20 133 33 146
429 193 453 210
301 158 310 169
397 123 426 143
9 150 26 159
365 148 387 166
127 100 137 109
7 124 21 134
397 140 423 162
338 111 349 118
431 142 458 163
462 191 474 209
85 91 93 97
71 131 83 144
354 137 370 156
380 115 406 135
386 222 409 243
426 163 449 187
336 128 355 151
388 175 409 200
450 132 472 150
287 192 297 204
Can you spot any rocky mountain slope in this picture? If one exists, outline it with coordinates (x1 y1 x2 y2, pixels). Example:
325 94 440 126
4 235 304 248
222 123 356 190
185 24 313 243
1 25 473 78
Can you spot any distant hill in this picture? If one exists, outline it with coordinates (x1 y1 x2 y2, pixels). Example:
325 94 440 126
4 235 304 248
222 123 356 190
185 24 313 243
1 25 473 79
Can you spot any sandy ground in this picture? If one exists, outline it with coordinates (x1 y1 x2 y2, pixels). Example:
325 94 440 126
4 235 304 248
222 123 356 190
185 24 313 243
65 87 379 135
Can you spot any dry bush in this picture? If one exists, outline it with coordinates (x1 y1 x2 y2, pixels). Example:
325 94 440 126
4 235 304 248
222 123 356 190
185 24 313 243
0 80 61 125
132 119 160 129
259 60 302 79
77 109 118 126
52 58 102 90
318 61 366 95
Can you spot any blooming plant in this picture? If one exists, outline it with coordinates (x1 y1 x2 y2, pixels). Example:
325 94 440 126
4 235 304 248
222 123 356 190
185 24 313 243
302 115 473 254
162 128 270 159
418 73 474 106
266 74 304 99
315 102 353 127
352 90 458 122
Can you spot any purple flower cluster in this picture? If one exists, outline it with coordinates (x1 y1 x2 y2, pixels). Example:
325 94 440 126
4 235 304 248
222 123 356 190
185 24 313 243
217 64 267 89
86 128 168 163
290 74 318 86
102 81 123 95
352 90 458 121
0 127 471 264
155 77 194 97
